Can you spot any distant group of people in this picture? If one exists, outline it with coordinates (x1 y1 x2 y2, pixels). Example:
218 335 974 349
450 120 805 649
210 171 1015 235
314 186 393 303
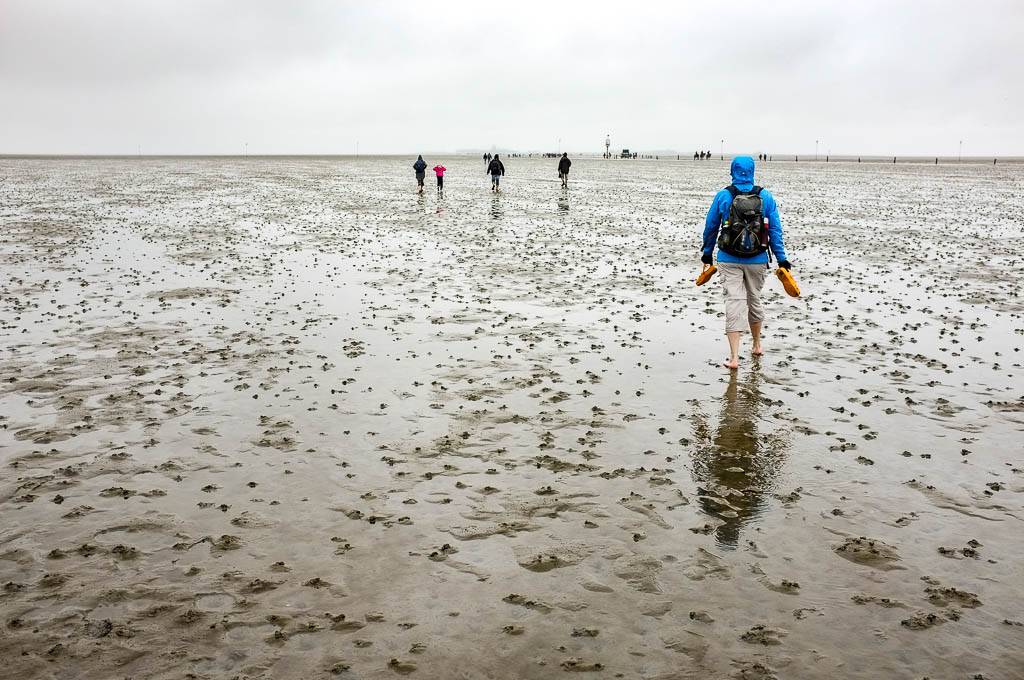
694 151 772 162
413 153 554 193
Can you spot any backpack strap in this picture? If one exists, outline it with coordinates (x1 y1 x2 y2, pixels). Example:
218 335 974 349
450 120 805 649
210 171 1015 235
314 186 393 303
727 185 763 196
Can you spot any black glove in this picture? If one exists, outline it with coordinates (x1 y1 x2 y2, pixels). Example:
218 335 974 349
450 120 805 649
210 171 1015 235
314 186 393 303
701 253 713 265
779 260 792 270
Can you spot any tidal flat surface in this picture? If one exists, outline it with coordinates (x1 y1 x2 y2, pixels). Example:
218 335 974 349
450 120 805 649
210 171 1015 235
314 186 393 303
1 156 1022 679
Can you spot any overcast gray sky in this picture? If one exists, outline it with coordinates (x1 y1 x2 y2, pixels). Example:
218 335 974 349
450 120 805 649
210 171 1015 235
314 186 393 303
2 0 1022 156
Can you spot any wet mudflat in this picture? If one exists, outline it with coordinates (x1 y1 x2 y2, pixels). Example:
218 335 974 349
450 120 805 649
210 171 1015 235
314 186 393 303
1 155 1022 679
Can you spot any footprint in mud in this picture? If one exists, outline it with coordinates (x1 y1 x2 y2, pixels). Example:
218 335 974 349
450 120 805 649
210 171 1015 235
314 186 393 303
792 607 822 620
514 543 590 572
614 555 663 593
760 578 800 594
243 579 283 594
211 534 243 551
84 619 113 638
729 659 780 679
679 548 731 581
388 658 417 674
229 511 274 528
61 505 94 519
663 630 709 661
326 613 365 632
832 537 903 570
502 593 553 613
580 580 614 593
925 586 981 608
560 658 604 672
38 572 70 588
195 593 237 612
177 609 205 625
739 624 786 645
900 611 945 629
850 594 907 609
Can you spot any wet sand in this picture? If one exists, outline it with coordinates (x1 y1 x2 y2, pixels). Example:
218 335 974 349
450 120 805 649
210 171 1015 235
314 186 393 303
1 156 1022 679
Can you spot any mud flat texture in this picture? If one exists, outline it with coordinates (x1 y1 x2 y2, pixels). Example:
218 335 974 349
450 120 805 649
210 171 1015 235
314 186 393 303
1 156 1023 679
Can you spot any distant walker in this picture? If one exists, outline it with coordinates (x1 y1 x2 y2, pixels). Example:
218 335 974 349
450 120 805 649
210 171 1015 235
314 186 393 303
412 155 427 194
557 153 571 188
487 155 505 192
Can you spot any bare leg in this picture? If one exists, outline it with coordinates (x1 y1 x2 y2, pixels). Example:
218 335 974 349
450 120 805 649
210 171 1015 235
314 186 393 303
724 331 740 369
750 322 762 355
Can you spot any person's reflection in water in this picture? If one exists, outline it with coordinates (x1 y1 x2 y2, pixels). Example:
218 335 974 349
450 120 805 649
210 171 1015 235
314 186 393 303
490 194 503 220
690 368 788 549
557 195 569 213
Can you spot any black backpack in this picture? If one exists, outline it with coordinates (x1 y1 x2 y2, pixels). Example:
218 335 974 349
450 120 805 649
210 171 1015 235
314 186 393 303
488 159 502 174
718 185 768 257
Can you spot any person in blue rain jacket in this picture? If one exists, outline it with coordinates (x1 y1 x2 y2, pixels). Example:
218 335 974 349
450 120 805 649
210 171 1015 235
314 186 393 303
701 156 792 370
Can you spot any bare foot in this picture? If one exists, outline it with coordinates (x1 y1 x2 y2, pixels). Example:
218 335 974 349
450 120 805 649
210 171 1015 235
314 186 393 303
752 345 763 355
723 358 739 369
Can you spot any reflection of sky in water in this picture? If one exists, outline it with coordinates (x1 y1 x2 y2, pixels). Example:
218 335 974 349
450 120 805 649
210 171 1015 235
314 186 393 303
691 369 788 549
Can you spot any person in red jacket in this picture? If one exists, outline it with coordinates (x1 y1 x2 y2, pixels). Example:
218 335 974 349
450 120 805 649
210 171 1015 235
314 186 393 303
433 164 446 192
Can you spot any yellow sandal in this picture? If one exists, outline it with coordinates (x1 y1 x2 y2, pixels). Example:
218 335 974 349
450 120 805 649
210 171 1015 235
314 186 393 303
696 264 717 286
776 267 800 297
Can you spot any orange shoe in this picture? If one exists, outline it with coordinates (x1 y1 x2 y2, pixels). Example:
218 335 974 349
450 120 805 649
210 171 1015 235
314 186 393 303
777 267 800 297
696 264 717 286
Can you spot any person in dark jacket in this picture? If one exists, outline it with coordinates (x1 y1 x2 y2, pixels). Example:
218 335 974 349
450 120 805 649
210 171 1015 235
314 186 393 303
557 152 571 188
487 154 505 192
701 156 792 370
413 155 427 193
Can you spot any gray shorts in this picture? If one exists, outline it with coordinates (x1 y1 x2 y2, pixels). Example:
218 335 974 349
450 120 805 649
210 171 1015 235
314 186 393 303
719 262 769 333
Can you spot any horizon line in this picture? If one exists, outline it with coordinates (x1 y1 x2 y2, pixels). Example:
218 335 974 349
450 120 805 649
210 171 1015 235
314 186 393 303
0 152 1017 160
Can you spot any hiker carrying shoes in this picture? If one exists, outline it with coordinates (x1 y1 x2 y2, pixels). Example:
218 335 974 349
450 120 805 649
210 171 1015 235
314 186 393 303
701 156 792 370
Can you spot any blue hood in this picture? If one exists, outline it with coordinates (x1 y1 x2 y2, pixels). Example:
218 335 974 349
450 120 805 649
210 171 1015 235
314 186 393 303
730 156 755 191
